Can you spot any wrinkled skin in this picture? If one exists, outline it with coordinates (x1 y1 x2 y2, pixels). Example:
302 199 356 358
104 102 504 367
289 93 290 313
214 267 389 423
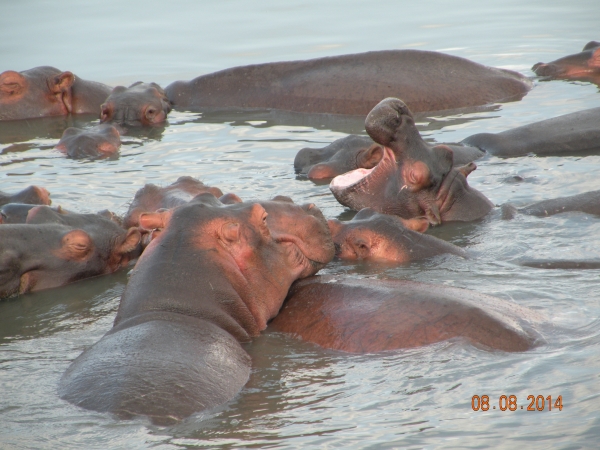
100 82 172 127
502 189 600 219
0 66 112 121
330 98 494 225
59 194 334 424
269 276 544 353
328 208 466 263
165 50 532 116
55 124 121 159
533 41 600 85
463 107 600 158
296 135 484 180
0 205 141 298
123 176 224 228
0 185 50 207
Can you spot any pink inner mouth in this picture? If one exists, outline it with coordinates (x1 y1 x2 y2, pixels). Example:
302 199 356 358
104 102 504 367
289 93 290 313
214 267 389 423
330 146 396 190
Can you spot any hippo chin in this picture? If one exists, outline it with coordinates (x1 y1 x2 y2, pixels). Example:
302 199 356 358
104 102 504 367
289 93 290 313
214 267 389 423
0 66 112 121
100 82 172 127
165 49 532 116
533 41 600 85
330 98 493 225
58 194 334 424
269 276 544 353
328 208 467 263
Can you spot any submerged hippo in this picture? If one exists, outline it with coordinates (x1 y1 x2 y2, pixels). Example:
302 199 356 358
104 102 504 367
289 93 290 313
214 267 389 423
328 208 466 263
533 41 600 85
0 205 141 299
269 276 544 353
0 66 112 121
0 185 51 207
502 189 600 219
100 82 172 127
55 124 121 159
59 194 334 424
123 176 224 228
165 49 532 116
330 97 494 225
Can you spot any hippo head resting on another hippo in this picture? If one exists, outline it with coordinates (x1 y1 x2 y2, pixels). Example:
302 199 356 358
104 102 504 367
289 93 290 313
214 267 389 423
0 66 112 121
533 41 600 85
100 82 172 127
59 194 334 424
330 98 494 225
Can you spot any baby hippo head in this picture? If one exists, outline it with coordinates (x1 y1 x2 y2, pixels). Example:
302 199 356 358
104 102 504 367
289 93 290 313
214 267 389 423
100 82 172 126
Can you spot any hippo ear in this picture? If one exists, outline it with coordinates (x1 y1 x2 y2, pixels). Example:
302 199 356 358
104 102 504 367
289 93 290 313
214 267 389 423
0 70 27 97
357 144 384 169
51 72 75 113
139 210 172 230
457 162 477 178
220 222 241 244
219 193 243 204
401 217 430 233
55 229 94 261
117 228 142 255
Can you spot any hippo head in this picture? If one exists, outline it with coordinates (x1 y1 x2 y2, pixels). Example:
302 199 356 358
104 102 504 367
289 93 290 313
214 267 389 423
0 66 112 121
294 135 384 180
532 41 600 83
330 98 493 225
0 206 141 298
327 207 466 263
137 193 334 331
0 185 51 207
100 82 172 126
55 124 121 159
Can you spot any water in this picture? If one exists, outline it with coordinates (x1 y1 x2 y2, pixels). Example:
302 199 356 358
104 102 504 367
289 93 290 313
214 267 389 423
1 0 600 448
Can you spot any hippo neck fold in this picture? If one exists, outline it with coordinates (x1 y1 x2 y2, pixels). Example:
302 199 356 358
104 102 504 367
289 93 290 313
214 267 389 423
113 231 268 342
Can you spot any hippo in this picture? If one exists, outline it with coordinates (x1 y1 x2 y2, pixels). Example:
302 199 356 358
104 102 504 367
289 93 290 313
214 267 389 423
100 82 172 127
0 66 112 121
58 194 334 424
0 205 141 299
165 49 532 116
330 98 494 225
0 185 51 207
533 41 600 85
269 276 544 353
123 176 225 229
55 124 121 159
502 189 600 219
295 135 484 180
328 208 467 263
462 107 600 158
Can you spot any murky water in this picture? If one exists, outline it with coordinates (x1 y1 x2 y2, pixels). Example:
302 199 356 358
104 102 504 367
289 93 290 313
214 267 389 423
1 0 600 448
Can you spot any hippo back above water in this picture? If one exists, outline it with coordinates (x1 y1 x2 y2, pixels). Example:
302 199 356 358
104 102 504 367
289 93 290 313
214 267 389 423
165 50 532 116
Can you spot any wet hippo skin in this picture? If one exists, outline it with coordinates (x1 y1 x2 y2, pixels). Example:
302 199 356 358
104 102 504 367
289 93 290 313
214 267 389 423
165 50 532 116
100 82 172 127
533 41 600 85
330 98 494 225
0 66 112 121
0 205 141 299
462 107 600 158
123 176 224 228
55 124 121 159
58 195 334 424
328 207 467 263
0 185 51 207
269 275 544 353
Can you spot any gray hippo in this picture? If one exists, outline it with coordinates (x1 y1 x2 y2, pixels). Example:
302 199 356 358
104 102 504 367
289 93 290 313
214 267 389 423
533 41 600 85
58 194 334 424
165 49 532 116
0 185 51 207
100 82 172 127
55 124 121 159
